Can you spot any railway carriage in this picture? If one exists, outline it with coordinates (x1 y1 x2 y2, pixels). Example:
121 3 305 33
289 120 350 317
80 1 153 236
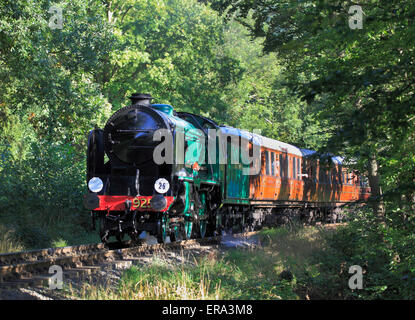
84 93 371 243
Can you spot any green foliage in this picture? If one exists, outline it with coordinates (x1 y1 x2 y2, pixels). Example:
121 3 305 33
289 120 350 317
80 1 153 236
0 141 95 248
100 0 241 118
51 238 68 248
218 20 326 148
256 220 415 300
0 0 114 146
301 209 415 299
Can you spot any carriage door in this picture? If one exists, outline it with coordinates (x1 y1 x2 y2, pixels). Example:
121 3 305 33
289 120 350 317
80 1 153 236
225 136 249 201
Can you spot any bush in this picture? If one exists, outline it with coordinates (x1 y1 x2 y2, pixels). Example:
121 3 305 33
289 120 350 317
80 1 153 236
0 141 95 250
298 208 415 299
0 224 24 253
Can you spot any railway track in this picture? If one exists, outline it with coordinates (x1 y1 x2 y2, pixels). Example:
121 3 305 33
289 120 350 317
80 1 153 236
0 232 257 290
0 221 344 291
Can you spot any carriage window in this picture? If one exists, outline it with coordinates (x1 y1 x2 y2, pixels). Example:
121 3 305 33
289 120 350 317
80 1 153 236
280 154 283 177
297 158 300 179
265 151 270 175
293 157 296 179
275 153 279 177
271 152 275 176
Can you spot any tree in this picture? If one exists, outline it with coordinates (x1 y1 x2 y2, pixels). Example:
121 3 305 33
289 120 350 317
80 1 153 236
94 0 242 119
0 0 117 247
217 19 327 149
211 0 415 220
0 0 115 150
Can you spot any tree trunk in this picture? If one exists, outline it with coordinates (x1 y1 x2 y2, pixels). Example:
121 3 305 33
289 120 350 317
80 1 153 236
367 154 385 224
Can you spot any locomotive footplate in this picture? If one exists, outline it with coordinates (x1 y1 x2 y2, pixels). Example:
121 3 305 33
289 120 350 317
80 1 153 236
91 195 175 212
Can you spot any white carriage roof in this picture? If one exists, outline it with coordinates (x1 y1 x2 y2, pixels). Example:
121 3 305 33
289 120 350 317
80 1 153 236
300 148 345 165
299 148 316 157
330 156 344 165
219 126 253 141
219 126 303 156
219 126 344 164
254 134 304 156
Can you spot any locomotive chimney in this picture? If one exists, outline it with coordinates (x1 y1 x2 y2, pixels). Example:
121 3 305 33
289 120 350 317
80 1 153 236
129 93 153 106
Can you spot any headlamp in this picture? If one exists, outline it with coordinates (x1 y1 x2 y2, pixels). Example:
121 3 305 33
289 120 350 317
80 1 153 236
88 177 103 193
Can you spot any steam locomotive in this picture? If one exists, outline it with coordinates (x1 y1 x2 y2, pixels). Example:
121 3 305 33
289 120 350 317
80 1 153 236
84 93 371 244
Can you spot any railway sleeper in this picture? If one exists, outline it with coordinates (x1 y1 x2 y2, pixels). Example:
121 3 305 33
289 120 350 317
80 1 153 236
0 274 56 289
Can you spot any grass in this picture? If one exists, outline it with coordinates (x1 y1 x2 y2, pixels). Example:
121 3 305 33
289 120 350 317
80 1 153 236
0 214 101 252
69 223 338 300
71 252 298 300
0 224 24 253
77 256 225 300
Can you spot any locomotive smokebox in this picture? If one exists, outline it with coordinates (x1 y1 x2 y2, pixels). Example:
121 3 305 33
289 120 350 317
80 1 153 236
104 92 168 166
129 93 153 106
